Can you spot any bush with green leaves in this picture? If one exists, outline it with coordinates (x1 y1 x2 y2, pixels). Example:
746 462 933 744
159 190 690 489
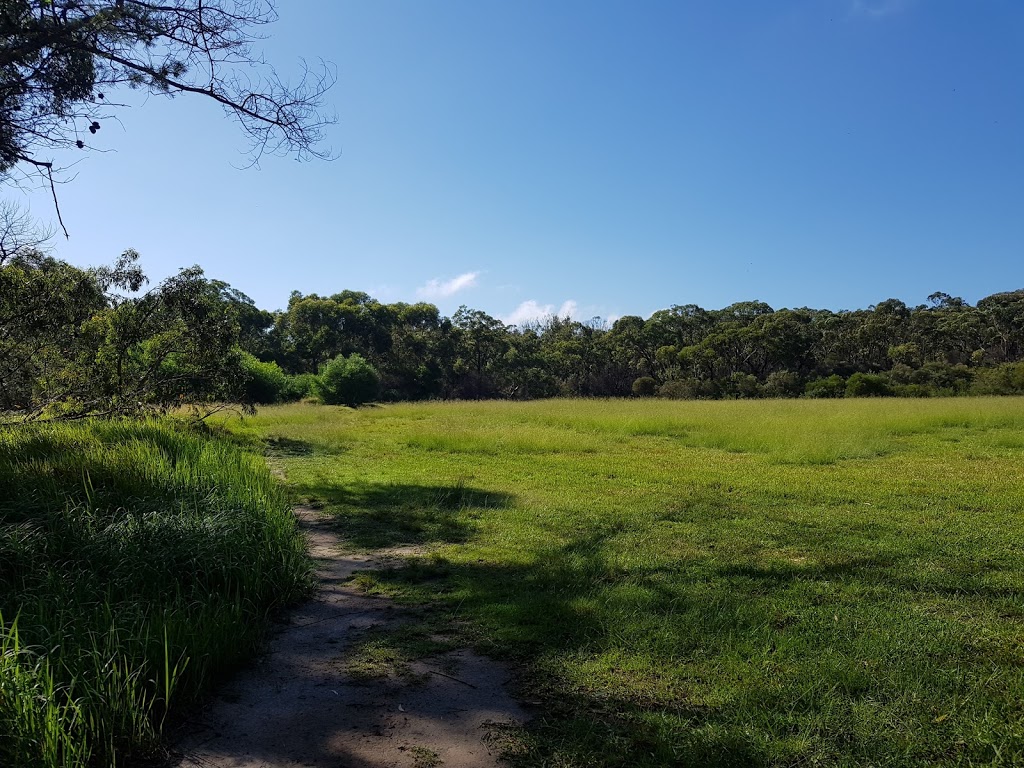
845 372 892 398
763 370 802 398
313 354 381 406
912 362 974 394
971 362 1024 395
891 383 933 398
631 377 657 397
658 378 718 400
239 351 288 404
282 372 319 402
804 375 846 398
726 372 761 399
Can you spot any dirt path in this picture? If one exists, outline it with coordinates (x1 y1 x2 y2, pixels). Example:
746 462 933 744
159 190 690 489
172 508 525 768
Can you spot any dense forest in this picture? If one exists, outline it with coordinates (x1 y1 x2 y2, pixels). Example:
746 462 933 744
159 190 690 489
4 246 1024 418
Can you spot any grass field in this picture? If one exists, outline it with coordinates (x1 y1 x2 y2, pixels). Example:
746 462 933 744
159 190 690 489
226 397 1024 767
0 421 310 767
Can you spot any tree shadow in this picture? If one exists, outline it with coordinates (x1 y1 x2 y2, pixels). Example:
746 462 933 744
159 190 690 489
216 467 1024 767
717 555 895 585
265 435 317 457
294 480 514 550
718 555 1023 600
358 522 1021 766
357 533 763 767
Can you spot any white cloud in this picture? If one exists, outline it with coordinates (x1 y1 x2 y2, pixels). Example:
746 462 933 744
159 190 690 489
416 271 480 300
557 300 579 319
501 299 580 327
501 300 552 326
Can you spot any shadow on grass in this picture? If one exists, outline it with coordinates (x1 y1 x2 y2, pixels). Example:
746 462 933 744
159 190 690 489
356 525 1021 767
278 476 1021 767
265 435 318 457
720 557 1023 599
718 555 894 584
359 534 769 767
294 480 514 549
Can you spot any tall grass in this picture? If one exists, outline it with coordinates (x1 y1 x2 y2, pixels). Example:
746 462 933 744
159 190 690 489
0 420 310 767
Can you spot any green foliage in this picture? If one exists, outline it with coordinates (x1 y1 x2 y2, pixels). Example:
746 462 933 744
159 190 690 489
845 372 892 398
0 249 258 420
888 341 922 367
971 362 1024 395
239 351 288 404
46 263 248 417
658 378 718 400
912 362 974 393
0 419 310 767
7 232 1024 412
891 383 933 397
805 375 846 398
725 371 760 398
631 376 657 397
313 353 381 406
282 372 319 402
763 370 802 398
0 250 108 410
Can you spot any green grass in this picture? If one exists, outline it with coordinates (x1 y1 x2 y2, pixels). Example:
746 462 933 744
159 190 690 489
0 420 311 767
225 397 1024 767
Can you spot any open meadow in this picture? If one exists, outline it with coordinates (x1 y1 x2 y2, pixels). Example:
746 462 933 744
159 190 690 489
224 397 1024 767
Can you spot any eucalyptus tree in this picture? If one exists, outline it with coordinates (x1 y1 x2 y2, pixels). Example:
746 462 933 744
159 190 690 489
977 290 1024 363
451 306 509 398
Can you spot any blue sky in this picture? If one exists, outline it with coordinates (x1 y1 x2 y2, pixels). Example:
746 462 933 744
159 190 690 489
14 0 1024 324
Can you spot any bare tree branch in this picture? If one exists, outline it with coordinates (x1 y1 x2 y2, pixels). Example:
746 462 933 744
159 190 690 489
0 0 336 209
0 199 53 265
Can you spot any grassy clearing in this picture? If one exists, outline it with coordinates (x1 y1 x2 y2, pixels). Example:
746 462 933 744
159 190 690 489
0 420 310 767
226 398 1024 767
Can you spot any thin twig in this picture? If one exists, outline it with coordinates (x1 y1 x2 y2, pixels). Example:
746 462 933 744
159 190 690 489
424 667 478 689
46 164 68 239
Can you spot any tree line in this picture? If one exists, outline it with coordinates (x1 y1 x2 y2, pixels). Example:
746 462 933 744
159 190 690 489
5 237 1023 419
250 287 1024 403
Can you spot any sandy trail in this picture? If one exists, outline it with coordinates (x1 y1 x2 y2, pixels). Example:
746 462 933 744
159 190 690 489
172 508 524 768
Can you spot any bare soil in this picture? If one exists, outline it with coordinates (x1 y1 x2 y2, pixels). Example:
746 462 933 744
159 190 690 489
172 507 525 768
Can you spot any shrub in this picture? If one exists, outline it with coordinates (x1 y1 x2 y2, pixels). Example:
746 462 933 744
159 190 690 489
804 375 846 398
281 373 318 402
658 378 718 400
887 363 915 385
971 362 1024 395
892 383 933 398
631 377 657 397
313 354 381 406
845 372 892 398
912 362 973 393
239 351 287 404
726 372 761 399
763 370 802 398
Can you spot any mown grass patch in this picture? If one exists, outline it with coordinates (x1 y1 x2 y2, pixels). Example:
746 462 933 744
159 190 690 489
0 420 310 767
226 398 1024 767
